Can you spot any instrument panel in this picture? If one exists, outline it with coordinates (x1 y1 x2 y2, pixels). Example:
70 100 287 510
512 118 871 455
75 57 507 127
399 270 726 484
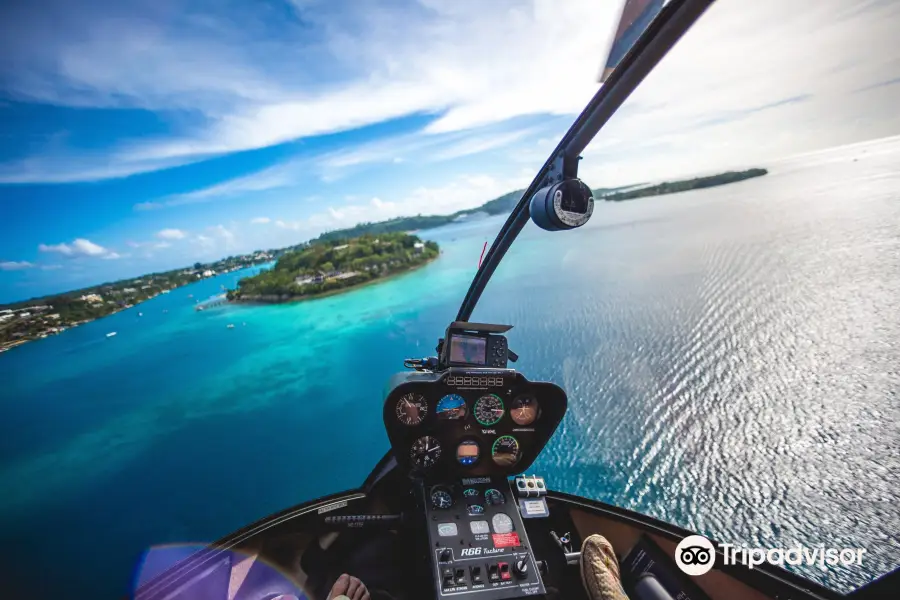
382 369 567 477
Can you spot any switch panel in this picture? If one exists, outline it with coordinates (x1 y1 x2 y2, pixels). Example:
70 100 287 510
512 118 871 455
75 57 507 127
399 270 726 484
423 476 545 599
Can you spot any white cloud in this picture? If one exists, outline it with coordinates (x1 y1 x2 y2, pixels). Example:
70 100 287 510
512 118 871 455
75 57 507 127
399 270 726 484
127 240 172 250
0 0 613 181
0 261 34 271
314 119 559 181
0 0 897 198
37 243 74 255
135 162 304 210
156 228 187 240
287 172 525 237
250 217 271 224
38 238 113 258
275 219 303 230
187 224 240 257
193 234 215 249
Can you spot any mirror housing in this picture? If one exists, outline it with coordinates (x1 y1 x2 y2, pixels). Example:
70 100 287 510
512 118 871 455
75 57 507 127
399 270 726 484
529 179 595 231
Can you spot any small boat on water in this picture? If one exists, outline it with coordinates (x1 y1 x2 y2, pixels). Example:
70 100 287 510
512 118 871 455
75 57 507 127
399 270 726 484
138 312 143 317
226 324 235 329
106 332 117 338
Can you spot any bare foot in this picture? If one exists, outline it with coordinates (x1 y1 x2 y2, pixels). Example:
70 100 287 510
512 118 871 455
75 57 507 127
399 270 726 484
327 573 371 600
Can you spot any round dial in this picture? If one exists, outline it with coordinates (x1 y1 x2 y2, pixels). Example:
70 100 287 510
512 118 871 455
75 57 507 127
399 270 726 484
491 435 521 467
484 488 505 505
492 513 514 534
474 394 505 426
431 487 453 509
436 394 467 420
467 504 485 515
463 488 479 498
510 395 540 426
395 393 427 426
456 440 480 466
410 436 442 469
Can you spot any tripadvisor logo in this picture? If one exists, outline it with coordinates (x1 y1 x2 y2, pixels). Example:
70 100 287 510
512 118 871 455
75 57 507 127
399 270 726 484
675 535 716 576
674 535 867 577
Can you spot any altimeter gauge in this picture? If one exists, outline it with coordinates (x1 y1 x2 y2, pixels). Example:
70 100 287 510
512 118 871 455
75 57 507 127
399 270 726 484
396 393 427 426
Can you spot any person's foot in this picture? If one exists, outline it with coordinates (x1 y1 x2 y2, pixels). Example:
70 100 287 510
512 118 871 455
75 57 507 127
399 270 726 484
580 535 629 600
327 573 371 600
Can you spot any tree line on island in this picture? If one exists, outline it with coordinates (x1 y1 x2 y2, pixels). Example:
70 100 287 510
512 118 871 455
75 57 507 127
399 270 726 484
228 232 439 303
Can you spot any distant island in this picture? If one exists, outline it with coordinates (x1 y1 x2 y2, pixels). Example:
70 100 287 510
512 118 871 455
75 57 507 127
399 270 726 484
596 168 768 201
311 168 769 240
1 167 765 353
228 233 439 303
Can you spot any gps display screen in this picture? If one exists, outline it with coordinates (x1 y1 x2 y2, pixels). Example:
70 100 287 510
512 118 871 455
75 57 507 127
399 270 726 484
449 334 487 365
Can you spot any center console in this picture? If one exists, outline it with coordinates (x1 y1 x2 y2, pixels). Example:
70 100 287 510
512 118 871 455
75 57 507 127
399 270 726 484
420 475 545 599
385 325 567 600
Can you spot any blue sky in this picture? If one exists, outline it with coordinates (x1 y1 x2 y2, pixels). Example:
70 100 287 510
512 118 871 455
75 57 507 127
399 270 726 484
1 0 899 303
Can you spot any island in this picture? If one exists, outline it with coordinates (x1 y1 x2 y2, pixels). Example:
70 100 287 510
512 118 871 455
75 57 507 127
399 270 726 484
596 168 768 202
0 252 277 352
1 166 766 353
227 233 439 303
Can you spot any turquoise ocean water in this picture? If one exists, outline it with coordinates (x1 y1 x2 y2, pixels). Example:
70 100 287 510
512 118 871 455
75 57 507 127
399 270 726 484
2 141 899 597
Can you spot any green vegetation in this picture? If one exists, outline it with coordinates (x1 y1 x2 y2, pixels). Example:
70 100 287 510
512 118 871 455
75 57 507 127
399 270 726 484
229 233 439 302
0 252 276 351
597 168 768 201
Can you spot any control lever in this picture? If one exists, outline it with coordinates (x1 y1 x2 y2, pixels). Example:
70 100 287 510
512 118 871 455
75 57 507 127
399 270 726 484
322 514 403 530
550 530 581 565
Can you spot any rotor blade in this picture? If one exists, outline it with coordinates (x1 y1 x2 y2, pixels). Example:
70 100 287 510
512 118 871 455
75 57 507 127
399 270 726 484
600 0 666 83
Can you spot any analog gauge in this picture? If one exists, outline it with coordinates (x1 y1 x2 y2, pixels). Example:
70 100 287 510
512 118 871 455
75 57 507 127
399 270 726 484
463 488 479 498
510 395 540 426
395 393 427 426
491 513 514 534
436 394 467 420
431 487 453 509
467 504 485 516
474 394 505 426
410 436 442 469
491 435 521 467
484 488 505 506
456 440 480 466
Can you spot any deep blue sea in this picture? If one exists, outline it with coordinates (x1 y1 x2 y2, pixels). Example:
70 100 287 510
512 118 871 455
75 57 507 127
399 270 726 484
2 139 899 598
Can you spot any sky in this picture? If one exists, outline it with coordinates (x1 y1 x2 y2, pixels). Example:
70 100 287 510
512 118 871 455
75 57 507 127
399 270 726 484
1 0 899 303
